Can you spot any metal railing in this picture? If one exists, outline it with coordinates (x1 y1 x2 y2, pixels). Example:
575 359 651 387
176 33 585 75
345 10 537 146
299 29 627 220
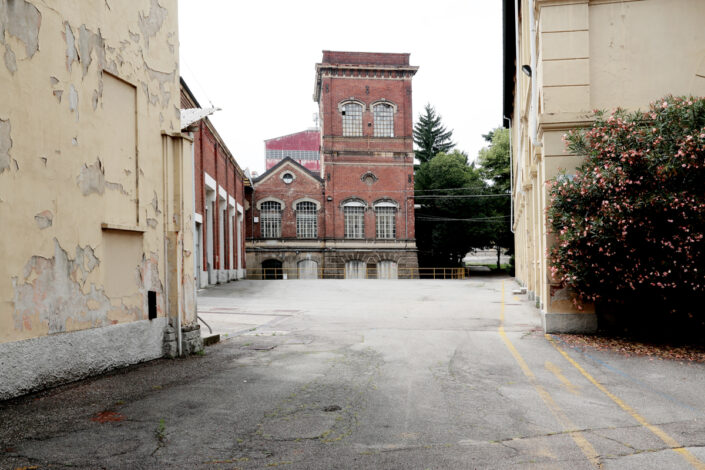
245 267 467 280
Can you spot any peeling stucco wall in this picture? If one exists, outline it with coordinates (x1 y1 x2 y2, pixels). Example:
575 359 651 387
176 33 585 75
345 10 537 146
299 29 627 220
0 0 198 396
0 0 41 75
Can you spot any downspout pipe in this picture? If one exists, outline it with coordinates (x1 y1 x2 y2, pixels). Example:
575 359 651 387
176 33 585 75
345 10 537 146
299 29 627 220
504 116 514 234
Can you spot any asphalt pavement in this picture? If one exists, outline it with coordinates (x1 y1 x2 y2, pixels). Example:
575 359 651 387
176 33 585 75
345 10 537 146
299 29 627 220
1 276 704 469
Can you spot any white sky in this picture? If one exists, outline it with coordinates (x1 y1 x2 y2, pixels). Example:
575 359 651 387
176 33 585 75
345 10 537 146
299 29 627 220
178 1 503 175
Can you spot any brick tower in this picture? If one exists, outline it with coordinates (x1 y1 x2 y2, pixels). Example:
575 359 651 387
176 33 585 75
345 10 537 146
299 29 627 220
314 51 419 277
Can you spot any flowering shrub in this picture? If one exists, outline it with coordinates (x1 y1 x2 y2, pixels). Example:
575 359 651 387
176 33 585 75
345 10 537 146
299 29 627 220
547 96 705 316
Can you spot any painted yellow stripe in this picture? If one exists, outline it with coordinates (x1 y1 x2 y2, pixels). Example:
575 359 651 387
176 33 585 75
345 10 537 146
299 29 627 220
545 361 580 395
499 281 602 468
547 335 705 470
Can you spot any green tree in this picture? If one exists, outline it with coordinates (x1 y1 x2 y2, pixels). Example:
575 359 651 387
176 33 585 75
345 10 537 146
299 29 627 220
477 128 513 269
414 150 491 267
413 104 455 164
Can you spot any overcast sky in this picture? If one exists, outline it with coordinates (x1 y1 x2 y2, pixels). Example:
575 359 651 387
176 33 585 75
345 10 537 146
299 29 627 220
178 1 503 175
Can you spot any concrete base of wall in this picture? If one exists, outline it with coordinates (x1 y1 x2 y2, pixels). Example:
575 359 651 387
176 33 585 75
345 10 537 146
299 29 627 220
542 311 598 334
0 318 167 401
163 324 204 358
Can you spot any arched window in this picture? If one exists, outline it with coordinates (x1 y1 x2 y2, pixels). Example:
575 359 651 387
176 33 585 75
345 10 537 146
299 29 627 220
342 102 363 137
345 260 366 279
297 259 318 279
377 260 398 279
374 201 397 239
260 201 282 238
296 201 318 238
373 103 394 137
343 200 365 239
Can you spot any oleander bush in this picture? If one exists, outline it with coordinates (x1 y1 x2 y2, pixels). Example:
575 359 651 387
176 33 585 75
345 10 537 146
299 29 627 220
547 96 705 335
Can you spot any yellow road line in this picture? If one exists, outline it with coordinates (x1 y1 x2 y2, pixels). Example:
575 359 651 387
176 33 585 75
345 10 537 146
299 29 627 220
545 361 581 395
498 281 602 468
547 335 705 470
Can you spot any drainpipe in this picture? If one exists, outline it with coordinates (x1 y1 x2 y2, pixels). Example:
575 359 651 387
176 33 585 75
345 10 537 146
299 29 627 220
190 130 197 331
504 116 514 234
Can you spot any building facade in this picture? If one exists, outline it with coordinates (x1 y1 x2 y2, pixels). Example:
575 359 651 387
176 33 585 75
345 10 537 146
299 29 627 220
265 129 321 172
181 79 249 288
246 51 419 279
0 0 200 400
503 0 705 332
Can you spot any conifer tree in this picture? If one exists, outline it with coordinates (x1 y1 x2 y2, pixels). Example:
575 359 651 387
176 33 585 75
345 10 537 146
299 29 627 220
413 104 455 163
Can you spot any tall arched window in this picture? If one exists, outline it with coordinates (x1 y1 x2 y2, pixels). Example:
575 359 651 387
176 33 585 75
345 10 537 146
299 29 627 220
342 102 363 136
373 103 394 137
374 201 397 239
260 201 282 238
343 201 365 239
296 201 318 238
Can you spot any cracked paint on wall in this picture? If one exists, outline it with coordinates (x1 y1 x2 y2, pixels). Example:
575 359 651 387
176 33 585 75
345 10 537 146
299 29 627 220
12 239 112 334
0 118 11 173
68 84 78 121
0 0 41 74
34 210 53 229
63 21 77 72
138 0 167 49
77 24 105 78
77 160 105 195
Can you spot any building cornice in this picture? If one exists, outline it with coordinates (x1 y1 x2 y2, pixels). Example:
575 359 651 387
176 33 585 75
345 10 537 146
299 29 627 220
314 63 418 102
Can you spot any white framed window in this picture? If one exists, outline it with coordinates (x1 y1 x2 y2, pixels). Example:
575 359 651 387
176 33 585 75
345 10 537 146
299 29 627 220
345 260 366 279
377 260 398 279
342 102 363 137
343 202 365 239
373 103 394 137
374 202 397 239
260 201 282 238
296 201 318 238
297 259 318 279
281 172 295 184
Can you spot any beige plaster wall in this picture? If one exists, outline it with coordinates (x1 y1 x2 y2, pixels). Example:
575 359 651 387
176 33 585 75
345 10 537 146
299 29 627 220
0 0 195 344
512 0 705 319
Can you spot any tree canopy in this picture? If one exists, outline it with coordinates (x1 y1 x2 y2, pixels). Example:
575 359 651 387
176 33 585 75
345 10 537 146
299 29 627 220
413 104 455 164
414 129 513 269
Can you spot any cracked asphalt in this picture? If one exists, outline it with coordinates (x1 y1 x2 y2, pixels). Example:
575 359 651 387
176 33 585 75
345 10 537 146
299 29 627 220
2 275 705 469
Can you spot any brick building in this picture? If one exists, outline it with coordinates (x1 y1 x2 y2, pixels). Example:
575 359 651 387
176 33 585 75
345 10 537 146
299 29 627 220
246 51 419 279
265 129 321 172
181 79 250 287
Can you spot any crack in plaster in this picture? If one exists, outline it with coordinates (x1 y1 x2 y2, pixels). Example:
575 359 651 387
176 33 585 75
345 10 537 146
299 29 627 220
138 0 167 49
12 239 110 334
